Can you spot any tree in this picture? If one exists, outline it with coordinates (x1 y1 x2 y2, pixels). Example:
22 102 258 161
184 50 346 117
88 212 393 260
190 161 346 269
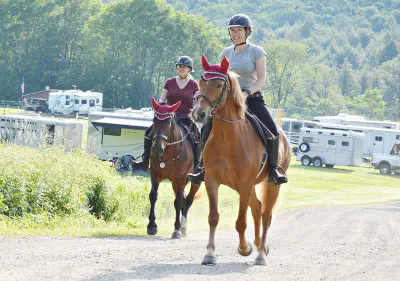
347 88 386 119
263 40 308 108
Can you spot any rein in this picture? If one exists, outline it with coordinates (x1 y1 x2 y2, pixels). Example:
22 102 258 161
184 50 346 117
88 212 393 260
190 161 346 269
197 71 243 124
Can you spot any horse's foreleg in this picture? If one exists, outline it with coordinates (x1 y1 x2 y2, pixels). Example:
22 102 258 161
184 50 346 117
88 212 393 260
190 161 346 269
250 190 261 249
236 186 253 256
182 183 200 218
202 181 219 265
171 189 185 239
147 176 160 236
180 183 200 238
255 182 280 265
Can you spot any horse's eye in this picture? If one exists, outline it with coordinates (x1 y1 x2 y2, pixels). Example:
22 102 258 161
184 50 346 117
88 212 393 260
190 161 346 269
217 84 222 88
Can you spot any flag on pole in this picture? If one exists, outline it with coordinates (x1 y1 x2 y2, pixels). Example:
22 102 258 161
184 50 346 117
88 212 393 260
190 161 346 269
21 79 25 94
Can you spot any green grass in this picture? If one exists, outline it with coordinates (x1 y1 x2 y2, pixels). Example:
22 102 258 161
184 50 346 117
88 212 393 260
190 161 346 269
0 107 24 115
0 143 399 237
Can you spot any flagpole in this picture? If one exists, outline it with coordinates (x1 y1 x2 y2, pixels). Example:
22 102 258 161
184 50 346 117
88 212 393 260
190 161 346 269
21 77 24 109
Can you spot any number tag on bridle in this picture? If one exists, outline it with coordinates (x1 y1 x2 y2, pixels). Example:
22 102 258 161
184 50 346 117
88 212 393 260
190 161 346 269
160 162 166 169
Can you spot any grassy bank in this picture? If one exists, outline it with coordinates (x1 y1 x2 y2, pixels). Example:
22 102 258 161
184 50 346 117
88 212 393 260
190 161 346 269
1 143 399 237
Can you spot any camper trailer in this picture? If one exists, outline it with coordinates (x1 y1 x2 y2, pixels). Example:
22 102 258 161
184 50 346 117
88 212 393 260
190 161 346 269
0 115 83 149
87 109 153 161
296 128 364 168
281 118 320 144
48 90 103 115
312 114 400 130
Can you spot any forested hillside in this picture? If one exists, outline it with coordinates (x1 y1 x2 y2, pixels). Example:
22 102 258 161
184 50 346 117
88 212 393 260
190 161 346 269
168 0 400 120
0 0 399 120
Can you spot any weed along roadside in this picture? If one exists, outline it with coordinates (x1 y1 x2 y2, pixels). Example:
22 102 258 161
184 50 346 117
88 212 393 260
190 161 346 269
0 143 399 237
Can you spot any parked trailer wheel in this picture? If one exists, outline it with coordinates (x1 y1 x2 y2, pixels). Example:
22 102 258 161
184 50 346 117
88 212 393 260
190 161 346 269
379 162 391 174
299 142 310 153
301 155 312 166
312 157 323 167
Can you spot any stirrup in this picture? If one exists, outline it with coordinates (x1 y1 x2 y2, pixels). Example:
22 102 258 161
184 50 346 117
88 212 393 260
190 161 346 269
268 166 288 185
187 167 204 184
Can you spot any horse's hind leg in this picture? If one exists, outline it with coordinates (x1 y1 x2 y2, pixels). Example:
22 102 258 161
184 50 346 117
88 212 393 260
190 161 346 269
147 174 160 235
181 182 200 237
236 185 253 256
249 190 261 249
255 181 280 265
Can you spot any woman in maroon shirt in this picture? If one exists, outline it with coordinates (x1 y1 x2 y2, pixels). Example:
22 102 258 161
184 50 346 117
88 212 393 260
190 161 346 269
133 56 200 171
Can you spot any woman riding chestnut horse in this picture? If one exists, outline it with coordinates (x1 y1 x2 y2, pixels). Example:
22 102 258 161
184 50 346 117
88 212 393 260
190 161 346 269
192 54 291 265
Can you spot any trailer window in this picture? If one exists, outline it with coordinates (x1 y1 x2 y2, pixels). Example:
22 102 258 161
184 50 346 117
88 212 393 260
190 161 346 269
81 100 87 105
397 135 400 140
66 95 70 99
75 99 79 104
65 100 70 105
96 98 100 104
303 137 319 143
89 100 95 107
328 140 335 145
375 136 383 141
341 141 349 146
104 127 121 136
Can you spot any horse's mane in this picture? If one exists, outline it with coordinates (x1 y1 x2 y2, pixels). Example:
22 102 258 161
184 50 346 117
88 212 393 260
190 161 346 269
228 71 247 119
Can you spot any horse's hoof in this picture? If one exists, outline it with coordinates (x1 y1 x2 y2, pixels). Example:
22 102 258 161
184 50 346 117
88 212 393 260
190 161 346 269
171 230 182 239
180 228 187 238
201 255 217 266
147 226 158 236
254 253 267 266
238 241 253 256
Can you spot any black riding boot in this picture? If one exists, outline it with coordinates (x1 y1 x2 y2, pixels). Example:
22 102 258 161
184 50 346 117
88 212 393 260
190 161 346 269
267 135 288 185
187 119 212 184
132 136 152 171
192 142 200 171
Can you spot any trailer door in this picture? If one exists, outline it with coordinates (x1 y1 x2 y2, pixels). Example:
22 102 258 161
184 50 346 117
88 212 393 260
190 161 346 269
373 133 384 154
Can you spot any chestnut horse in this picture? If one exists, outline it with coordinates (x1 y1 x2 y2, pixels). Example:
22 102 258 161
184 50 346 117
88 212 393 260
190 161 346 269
147 98 200 239
191 55 291 265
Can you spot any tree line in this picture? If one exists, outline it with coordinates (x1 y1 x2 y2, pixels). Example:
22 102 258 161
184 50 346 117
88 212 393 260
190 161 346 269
0 0 399 120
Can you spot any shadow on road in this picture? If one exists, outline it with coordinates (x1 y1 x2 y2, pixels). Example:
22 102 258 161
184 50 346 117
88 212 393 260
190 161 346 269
86 262 252 281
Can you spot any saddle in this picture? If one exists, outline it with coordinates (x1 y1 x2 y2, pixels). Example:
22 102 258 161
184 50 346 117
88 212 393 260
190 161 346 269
175 118 200 144
245 110 274 148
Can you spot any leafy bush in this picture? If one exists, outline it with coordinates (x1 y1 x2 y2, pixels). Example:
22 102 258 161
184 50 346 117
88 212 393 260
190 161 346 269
0 143 160 229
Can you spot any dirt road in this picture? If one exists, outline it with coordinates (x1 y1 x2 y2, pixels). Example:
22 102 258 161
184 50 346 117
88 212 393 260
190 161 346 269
1 201 399 281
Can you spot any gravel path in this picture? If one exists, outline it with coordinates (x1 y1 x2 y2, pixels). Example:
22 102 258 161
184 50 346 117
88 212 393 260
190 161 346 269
1 201 399 281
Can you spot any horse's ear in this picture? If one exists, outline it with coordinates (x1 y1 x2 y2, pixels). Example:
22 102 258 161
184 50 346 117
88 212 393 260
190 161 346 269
151 97 160 111
170 101 181 113
201 54 210 70
221 56 230 73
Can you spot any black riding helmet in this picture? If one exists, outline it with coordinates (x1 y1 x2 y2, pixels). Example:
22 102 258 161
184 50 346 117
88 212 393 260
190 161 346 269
227 14 252 45
176 56 193 71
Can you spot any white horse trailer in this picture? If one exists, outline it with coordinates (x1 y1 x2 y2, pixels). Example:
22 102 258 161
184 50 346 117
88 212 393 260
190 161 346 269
48 90 103 115
87 109 153 161
281 118 321 144
0 114 83 149
296 128 364 168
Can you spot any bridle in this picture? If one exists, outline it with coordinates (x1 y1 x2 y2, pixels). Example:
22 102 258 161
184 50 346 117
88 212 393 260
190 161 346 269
151 115 192 168
196 71 243 124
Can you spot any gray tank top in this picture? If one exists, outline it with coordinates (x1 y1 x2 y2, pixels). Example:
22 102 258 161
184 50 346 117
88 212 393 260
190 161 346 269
219 44 266 90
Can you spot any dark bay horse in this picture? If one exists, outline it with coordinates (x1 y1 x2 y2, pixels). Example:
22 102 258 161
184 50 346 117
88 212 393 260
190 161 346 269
147 98 200 239
191 55 291 265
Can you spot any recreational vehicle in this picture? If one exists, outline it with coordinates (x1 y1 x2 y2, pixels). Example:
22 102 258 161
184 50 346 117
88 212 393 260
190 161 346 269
48 90 103 115
87 109 153 161
312 114 400 130
296 128 364 168
0 115 83 149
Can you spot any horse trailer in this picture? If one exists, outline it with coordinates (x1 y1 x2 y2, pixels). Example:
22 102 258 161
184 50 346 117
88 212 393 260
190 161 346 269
296 128 364 168
87 109 153 161
48 90 103 115
0 114 83 149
